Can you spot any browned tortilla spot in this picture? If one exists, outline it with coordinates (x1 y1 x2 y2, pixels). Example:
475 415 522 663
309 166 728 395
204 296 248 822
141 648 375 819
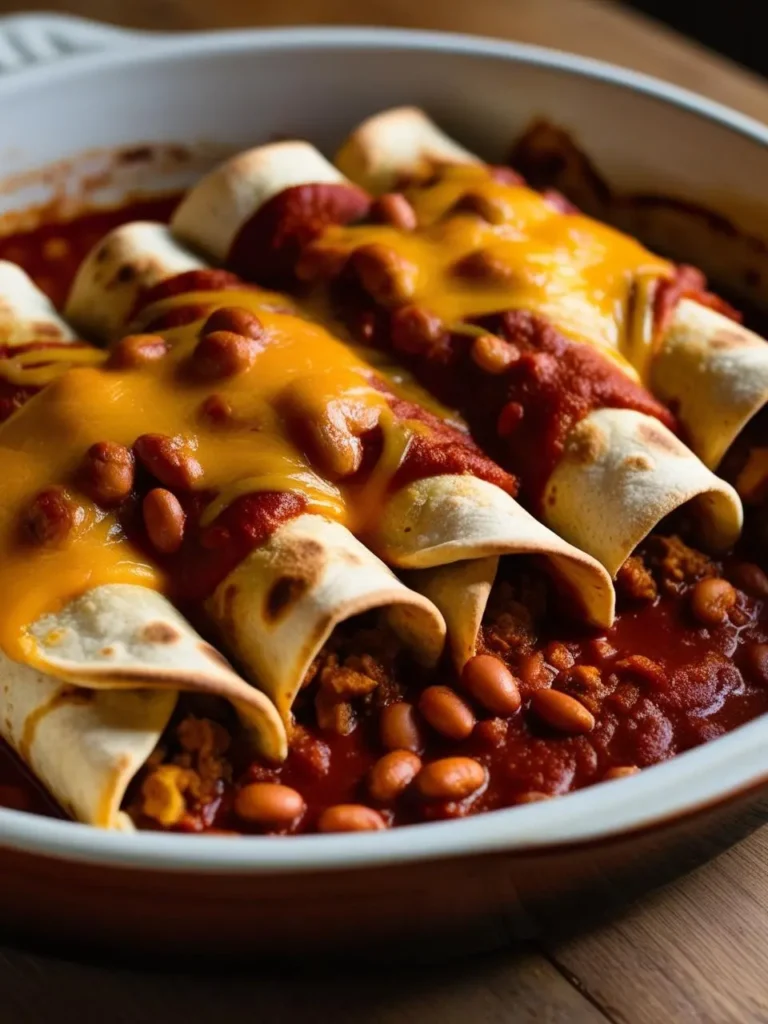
266 575 311 621
710 329 750 350
198 642 233 669
636 421 682 455
272 538 326 586
565 419 607 465
623 453 655 472
115 264 136 284
341 550 364 566
99 646 116 658
141 622 180 645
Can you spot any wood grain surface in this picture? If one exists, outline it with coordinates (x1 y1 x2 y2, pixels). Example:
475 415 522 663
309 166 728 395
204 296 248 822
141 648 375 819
1 2 768 1022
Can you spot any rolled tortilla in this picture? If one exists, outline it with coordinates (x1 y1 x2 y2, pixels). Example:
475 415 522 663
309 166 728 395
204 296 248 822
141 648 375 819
172 142 354 267
0 261 76 347
64 222 205 341
171 142 371 286
208 515 447 721
652 300 768 471
165 137 743 593
0 272 288 826
336 109 768 479
335 107 481 194
2 584 288 828
65 225 449 701
0 659 175 830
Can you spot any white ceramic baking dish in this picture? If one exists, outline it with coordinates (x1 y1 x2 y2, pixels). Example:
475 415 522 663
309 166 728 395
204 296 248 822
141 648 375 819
1 13 768 958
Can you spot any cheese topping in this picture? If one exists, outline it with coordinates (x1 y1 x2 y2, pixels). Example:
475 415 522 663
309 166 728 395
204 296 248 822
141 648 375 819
0 285 458 657
319 164 673 379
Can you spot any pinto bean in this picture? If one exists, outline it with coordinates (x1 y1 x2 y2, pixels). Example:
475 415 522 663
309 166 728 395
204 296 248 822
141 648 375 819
453 249 515 282
603 766 640 780
379 702 425 753
234 783 305 828
350 243 418 306
390 304 447 358
143 488 186 554
79 442 135 506
515 791 552 804
317 804 387 833
690 577 737 626
23 486 85 546
108 334 168 369
414 758 487 800
418 685 476 740
198 393 234 425
294 241 349 283
470 334 519 374
134 433 203 490
450 191 506 224
370 193 417 231
193 330 262 379
531 689 595 734
368 751 422 803
461 655 522 716
201 306 265 341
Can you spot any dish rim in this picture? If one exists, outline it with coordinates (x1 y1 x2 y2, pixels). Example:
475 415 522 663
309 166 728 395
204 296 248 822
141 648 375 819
1 20 768 874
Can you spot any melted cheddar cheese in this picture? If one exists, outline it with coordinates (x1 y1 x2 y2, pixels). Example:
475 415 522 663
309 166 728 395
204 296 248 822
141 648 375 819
319 164 673 380
0 285 457 657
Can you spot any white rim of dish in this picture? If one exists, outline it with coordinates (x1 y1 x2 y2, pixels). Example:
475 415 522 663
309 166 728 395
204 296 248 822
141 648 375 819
1 22 767 874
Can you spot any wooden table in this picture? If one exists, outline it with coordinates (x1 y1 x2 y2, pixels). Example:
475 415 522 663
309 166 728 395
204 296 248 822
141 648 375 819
2 2 768 1021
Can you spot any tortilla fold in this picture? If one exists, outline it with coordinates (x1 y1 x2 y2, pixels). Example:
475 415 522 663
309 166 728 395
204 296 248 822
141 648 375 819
0 578 289 829
0 260 77 347
335 106 481 194
653 300 768 470
65 222 204 341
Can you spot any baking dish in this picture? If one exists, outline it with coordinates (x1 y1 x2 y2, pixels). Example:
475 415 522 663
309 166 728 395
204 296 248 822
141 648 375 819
1 13 768 957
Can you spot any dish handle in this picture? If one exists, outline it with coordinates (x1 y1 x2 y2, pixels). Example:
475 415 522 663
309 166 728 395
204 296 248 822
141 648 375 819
0 13 153 74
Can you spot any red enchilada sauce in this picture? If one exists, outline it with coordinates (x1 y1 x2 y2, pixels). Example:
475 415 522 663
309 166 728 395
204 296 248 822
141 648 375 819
2 198 768 835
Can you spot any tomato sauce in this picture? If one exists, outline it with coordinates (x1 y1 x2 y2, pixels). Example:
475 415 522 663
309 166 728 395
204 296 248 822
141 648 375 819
230 183 371 287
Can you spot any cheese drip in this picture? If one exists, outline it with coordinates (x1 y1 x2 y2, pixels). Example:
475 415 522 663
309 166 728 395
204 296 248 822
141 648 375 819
318 164 673 379
0 284 457 656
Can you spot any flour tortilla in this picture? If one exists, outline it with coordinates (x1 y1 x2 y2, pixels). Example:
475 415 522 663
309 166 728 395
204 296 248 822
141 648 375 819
652 300 768 471
171 141 348 267
207 514 447 721
368 473 620 665
0 659 175 830
1 584 289 828
0 261 76 347
543 408 742 577
65 222 204 341
335 107 481 194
